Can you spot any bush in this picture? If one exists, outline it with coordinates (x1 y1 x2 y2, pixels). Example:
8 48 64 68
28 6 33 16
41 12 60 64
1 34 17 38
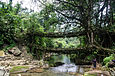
103 54 115 67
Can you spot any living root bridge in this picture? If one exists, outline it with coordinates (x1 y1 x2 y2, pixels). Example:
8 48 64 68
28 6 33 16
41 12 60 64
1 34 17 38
37 45 115 54
26 30 115 39
37 47 87 54
27 31 86 38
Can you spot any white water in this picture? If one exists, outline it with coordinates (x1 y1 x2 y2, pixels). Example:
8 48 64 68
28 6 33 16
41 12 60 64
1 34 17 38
50 63 78 73
50 55 84 74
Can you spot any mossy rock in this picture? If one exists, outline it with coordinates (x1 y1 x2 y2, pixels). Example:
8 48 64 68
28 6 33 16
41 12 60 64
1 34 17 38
84 73 97 76
10 66 29 73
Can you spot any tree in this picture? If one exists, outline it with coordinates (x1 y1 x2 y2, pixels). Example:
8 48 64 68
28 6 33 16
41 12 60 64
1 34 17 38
32 0 115 49
0 0 114 61
0 1 22 48
29 0 115 61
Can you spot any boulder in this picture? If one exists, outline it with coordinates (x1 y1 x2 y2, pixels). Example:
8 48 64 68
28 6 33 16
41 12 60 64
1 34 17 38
84 70 110 76
8 47 21 56
0 51 5 58
54 62 64 67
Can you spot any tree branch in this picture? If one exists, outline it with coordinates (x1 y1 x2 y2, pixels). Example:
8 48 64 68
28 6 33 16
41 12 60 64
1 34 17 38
56 10 81 22
56 0 80 8
95 0 108 15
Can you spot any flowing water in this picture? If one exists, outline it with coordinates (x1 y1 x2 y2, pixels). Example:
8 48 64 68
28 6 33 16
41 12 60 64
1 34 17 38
50 63 78 73
10 54 84 76
50 54 84 73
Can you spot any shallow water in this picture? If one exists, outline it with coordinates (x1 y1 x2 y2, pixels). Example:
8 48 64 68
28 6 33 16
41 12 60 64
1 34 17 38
50 63 78 73
10 63 83 76
10 55 84 76
10 70 74 76
49 54 84 73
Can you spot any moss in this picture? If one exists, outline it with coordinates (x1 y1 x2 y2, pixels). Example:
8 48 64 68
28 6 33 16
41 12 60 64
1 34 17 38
10 66 29 73
84 73 97 76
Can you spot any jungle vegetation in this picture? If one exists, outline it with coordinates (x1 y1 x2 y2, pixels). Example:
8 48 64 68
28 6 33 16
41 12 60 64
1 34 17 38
0 0 115 63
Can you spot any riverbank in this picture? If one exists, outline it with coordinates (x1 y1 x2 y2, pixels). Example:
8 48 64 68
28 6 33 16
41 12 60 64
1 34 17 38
0 50 114 76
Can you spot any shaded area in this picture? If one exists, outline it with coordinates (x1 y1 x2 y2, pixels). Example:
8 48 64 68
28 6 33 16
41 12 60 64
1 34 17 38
26 31 86 38
37 45 114 54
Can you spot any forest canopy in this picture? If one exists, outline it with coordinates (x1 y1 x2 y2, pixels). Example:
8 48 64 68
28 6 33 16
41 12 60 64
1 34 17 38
0 0 115 60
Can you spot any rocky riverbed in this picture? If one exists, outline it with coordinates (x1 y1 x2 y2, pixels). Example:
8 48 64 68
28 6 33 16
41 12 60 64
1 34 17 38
0 49 49 76
0 47 114 76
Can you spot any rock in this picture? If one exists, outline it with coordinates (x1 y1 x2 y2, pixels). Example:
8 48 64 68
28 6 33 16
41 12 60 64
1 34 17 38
108 60 115 68
79 67 84 74
28 67 44 73
30 60 39 65
17 74 22 76
75 73 83 76
0 51 5 58
8 46 21 56
109 68 115 76
69 72 76 75
54 62 64 67
42 64 49 69
10 66 29 73
84 70 110 76
19 61 26 65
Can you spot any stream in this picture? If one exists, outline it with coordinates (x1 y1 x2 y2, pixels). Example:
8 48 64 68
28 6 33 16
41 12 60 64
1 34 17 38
50 63 84 74
49 54 84 73
11 71 74 76
10 54 84 76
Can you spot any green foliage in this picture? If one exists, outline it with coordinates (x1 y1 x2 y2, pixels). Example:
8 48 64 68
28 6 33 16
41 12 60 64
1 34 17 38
0 1 22 49
0 0 114 62
3 43 16 52
103 54 115 67
10 66 29 73
109 24 115 32
0 1 56 59
23 14 54 59
84 73 97 76
53 37 80 48
48 54 70 66
39 4 58 32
